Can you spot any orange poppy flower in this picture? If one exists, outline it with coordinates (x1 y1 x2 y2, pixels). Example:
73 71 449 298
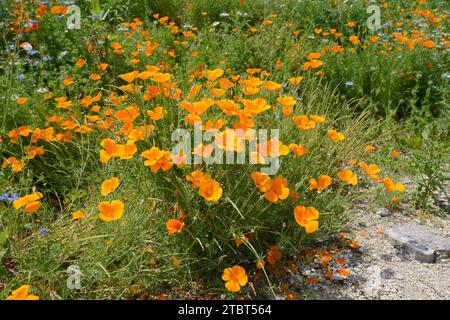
294 206 319 233
338 269 350 276
288 76 303 85
141 147 173 173
75 58 86 68
98 63 108 71
2 157 23 172
391 150 401 157
72 210 86 220
13 192 43 210
327 129 345 142
264 177 290 202
114 106 139 123
24 201 42 213
292 115 316 130
118 71 139 83
289 143 310 157
166 218 185 235
5 285 39 300
186 170 211 189
101 177 120 196
198 178 223 202
205 68 224 81
383 178 405 192
98 200 124 222
349 35 360 45
16 97 28 105
222 265 248 292
336 169 358 185
147 107 165 121
89 73 101 81
359 162 381 181
151 72 171 83
309 175 332 191
251 172 271 192
99 139 124 163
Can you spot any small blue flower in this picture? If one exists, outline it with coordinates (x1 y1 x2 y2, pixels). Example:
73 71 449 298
345 81 354 86
39 227 49 236
8 193 19 201
0 193 19 202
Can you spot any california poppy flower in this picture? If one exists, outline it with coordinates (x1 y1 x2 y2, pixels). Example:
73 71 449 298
2 157 23 172
186 170 211 189
336 169 358 185
383 178 405 192
100 139 124 163
141 147 173 173
5 285 39 300
289 143 310 157
16 97 28 105
101 177 120 196
98 200 124 222
147 107 165 121
359 162 381 181
292 115 316 131
264 177 289 202
13 192 43 214
72 210 86 220
294 206 319 233
166 218 185 235
198 178 222 202
251 172 271 192
119 71 139 83
327 129 345 142
309 175 332 191
75 58 86 68
222 265 248 292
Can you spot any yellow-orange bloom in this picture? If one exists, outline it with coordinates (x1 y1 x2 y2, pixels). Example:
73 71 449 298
13 192 43 214
327 129 345 142
72 210 86 220
5 285 39 300
147 107 165 121
294 206 319 233
141 147 173 173
222 265 248 292
16 97 28 105
101 177 120 196
198 179 223 202
359 162 381 181
166 219 185 235
251 172 271 192
98 200 124 222
119 71 139 83
383 178 405 192
336 169 358 185
264 177 290 202
289 143 310 157
309 175 332 191
186 170 211 189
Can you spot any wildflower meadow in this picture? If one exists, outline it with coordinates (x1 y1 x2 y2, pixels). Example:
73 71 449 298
0 0 449 303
